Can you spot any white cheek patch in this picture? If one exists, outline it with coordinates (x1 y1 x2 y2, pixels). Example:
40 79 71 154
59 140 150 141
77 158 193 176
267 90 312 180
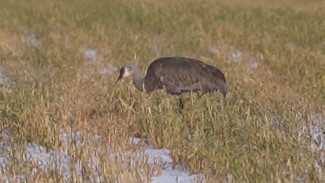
123 70 131 77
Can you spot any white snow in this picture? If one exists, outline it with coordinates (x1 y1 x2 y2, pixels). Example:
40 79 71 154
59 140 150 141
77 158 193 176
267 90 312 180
247 61 258 69
99 63 118 75
0 127 203 183
228 46 242 62
300 112 325 181
208 45 218 55
25 33 41 47
0 67 14 92
78 46 118 75
145 148 203 183
82 46 97 62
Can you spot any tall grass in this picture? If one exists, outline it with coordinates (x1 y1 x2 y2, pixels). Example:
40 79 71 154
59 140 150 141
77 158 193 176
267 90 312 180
0 0 324 182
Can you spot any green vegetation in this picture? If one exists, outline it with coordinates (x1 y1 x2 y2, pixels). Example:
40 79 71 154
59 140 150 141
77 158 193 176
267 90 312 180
0 0 324 182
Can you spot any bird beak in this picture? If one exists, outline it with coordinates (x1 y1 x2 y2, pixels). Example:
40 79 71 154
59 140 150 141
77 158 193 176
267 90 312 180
114 67 125 86
114 74 123 86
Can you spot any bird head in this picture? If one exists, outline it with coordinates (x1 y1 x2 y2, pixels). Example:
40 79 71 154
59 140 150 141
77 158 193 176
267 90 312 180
114 64 132 86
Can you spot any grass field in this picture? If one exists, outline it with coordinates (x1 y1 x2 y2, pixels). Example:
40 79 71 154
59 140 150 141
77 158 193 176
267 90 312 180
0 0 324 182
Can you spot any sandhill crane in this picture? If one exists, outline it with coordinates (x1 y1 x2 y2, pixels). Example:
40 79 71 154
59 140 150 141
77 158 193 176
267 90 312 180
114 57 227 111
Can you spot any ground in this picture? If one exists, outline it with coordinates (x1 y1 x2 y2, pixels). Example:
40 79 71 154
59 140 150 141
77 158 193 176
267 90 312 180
0 0 324 182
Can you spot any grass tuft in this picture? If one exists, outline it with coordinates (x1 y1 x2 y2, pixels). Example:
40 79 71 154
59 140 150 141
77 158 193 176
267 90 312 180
0 0 324 182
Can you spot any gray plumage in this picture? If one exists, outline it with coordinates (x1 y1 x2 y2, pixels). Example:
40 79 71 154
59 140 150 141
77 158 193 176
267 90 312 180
115 57 227 110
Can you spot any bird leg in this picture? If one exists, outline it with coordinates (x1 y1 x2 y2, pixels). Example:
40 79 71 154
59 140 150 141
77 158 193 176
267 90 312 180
178 96 184 113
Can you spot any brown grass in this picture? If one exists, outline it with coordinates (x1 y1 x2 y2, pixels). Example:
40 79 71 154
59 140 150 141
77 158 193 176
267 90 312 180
0 0 324 182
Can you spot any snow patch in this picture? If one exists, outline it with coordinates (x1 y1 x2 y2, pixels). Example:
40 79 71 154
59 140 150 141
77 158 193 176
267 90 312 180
0 128 203 183
0 68 5 86
0 67 14 92
228 46 242 62
25 33 41 48
78 46 117 77
145 148 203 183
247 61 258 70
99 63 118 75
208 45 218 55
300 112 325 181
81 46 97 62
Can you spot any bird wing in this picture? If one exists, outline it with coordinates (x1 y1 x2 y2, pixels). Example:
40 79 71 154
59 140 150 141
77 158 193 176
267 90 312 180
143 57 227 96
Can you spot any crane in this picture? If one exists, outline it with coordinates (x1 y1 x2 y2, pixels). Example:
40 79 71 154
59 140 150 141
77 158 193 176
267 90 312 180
114 57 227 111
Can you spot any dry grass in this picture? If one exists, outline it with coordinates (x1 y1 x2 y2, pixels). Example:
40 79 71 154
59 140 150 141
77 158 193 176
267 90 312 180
0 0 324 182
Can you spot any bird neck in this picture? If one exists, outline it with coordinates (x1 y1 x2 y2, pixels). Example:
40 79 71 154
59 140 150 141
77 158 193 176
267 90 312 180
131 66 144 92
